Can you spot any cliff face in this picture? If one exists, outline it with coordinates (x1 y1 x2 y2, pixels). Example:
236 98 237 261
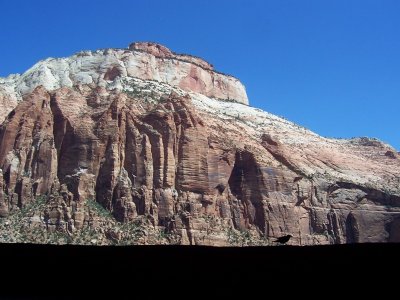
0 43 399 246
0 42 247 123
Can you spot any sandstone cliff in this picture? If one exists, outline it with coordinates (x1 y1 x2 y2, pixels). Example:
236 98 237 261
0 42 247 123
0 42 399 246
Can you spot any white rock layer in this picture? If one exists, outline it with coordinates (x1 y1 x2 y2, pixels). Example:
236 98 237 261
0 42 248 122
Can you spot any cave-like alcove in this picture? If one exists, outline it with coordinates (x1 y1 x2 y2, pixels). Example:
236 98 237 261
228 151 266 234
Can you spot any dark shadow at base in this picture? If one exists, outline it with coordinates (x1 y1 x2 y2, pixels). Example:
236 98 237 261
0 243 399 297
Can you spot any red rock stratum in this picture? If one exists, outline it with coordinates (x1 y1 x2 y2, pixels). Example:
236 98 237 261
0 42 399 245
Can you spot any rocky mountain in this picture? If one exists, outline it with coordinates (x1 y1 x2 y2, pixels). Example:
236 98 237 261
0 42 399 246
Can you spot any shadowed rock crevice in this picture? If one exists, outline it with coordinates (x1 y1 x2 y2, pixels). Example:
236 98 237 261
228 151 266 233
332 181 400 207
389 218 400 242
104 67 121 81
346 212 360 243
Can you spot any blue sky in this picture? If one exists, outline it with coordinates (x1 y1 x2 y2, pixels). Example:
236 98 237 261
1 0 399 149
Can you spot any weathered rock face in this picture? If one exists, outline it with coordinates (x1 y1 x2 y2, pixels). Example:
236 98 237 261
0 42 399 246
0 42 248 124
129 42 215 71
0 86 57 200
0 85 18 125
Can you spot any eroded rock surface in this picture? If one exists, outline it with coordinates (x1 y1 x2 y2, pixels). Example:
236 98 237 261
0 43 398 246
0 42 247 123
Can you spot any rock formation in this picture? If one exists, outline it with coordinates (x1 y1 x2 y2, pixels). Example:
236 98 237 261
0 42 247 123
0 42 399 246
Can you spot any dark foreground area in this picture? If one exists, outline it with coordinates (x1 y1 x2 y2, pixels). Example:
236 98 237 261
0 243 399 297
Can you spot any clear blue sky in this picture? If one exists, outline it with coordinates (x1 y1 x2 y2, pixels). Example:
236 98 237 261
1 0 399 149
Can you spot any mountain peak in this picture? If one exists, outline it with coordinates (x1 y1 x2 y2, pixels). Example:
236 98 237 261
128 41 174 58
0 42 248 122
128 41 215 71
0 42 399 246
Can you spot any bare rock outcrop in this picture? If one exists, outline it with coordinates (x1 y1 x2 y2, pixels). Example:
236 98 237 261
0 42 248 123
0 86 18 125
0 42 398 246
